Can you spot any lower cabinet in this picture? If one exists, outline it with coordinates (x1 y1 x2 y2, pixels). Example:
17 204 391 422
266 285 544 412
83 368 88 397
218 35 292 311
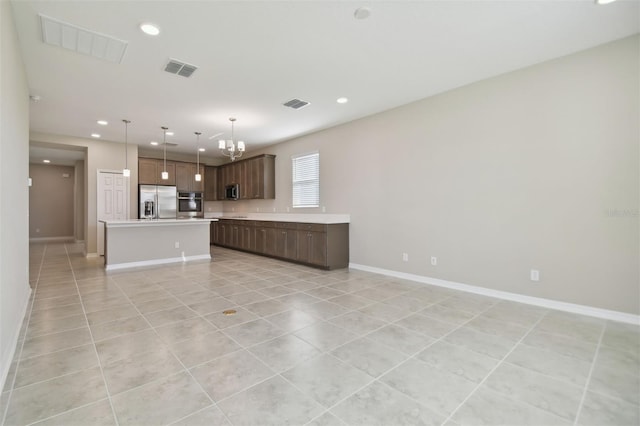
212 219 348 269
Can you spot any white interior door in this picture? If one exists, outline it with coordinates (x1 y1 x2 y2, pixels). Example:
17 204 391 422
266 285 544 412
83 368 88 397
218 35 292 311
97 171 128 255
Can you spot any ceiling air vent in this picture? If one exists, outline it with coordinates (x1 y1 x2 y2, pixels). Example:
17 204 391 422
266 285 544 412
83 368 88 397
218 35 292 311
164 59 197 78
39 14 128 63
283 98 310 110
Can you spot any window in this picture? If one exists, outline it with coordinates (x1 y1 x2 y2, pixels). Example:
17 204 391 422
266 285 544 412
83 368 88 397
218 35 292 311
292 152 319 208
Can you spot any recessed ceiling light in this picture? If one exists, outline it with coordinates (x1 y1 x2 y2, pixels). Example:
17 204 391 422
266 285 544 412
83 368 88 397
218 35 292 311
595 0 617 4
354 7 371 20
166 131 174 136
97 120 108 125
43 159 50 163
91 133 101 138
140 23 160 36
337 97 349 104
150 141 159 146
198 148 205 152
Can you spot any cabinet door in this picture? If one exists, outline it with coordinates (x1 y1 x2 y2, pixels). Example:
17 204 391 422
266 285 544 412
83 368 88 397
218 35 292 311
297 225 327 267
193 164 205 192
138 158 158 184
175 162 191 191
214 221 226 245
217 167 226 200
276 229 297 260
204 166 217 201
209 222 218 245
255 227 268 254
157 161 176 185
249 158 263 199
240 224 255 251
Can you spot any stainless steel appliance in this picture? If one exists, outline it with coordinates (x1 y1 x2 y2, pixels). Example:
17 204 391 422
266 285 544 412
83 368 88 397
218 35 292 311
225 184 239 200
177 192 203 218
139 185 177 219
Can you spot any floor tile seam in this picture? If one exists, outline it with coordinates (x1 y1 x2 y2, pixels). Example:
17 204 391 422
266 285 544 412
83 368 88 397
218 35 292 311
515 339 599 365
22 397 112 426
572 321 607 426
17 340 98 365
64 244 121 426
22 320 91 341
497 358 591 389
165 403 219 426
582 386 640 408
10 362 103 393
107 278 229 424
302 410 348 426
442 312 570 425
1 245 47 426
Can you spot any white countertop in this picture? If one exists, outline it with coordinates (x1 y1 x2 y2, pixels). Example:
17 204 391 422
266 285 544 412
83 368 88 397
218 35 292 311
101 218 217 227
203 212 350 224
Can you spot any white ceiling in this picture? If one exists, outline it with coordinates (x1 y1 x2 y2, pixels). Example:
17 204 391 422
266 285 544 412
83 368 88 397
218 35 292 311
12 0 640 162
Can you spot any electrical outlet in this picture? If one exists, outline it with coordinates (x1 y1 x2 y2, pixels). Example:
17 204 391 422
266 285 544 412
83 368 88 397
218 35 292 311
402 253 409 262
322 206 326 213
431 256 437 266
286 207 290 212
272 207 276 212
530 269 540 281
35 228 40 233
257 207 260 212
175 241 179 249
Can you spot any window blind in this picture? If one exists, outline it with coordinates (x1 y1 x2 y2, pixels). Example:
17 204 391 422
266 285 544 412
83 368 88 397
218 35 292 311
292 152 319 208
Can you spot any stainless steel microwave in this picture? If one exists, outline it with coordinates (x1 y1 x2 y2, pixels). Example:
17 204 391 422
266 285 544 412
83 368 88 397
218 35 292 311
225 184 239 200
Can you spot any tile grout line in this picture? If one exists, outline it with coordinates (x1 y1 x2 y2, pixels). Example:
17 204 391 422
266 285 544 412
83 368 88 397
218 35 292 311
572 321 607 426
107 272 237 426
441 310 565 425
1 243 47 426
298 296 501 425
63 243 121 426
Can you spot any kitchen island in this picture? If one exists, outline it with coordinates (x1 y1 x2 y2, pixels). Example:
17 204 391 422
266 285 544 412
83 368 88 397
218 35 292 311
101 218 217 271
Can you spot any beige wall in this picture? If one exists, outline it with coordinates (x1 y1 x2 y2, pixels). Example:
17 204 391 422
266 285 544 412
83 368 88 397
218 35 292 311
1 0 31 389
29 136 139 255
29 164 75 239
224 36 640 315
74 160 85 241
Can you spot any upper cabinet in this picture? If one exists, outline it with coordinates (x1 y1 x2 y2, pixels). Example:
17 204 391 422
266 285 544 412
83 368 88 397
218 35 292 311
138 158 176 185
204 166 217 201
176 162 204 192
216 154 275 200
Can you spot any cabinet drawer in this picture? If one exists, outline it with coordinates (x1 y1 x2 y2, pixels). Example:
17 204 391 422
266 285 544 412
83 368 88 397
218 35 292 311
297 223 326 233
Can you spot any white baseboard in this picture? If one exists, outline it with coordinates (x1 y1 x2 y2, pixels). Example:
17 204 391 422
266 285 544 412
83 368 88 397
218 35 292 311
349 263 639 325
105 254 211 271
29 236 74 243
0 287 32 393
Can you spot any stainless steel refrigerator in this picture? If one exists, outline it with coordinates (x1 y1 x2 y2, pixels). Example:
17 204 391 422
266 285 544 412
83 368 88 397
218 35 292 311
139 185 177 219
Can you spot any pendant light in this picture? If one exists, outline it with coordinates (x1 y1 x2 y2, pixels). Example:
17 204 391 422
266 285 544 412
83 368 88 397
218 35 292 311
218 117 246 162
194 132 202 182
122 119 131 177
161 126 169 180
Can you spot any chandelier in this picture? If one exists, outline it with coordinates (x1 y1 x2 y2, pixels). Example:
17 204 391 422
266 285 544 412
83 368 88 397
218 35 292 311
218 117 245 162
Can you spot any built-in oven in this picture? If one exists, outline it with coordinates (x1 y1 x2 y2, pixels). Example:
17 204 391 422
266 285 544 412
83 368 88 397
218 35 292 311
177 192 203 218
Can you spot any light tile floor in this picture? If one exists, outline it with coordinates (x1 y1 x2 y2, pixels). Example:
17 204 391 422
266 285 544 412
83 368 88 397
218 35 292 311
1 242 639 425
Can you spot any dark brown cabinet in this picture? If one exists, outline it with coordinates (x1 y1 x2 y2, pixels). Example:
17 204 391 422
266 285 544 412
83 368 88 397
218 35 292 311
176 162 204 192
204 166 217 201
138 158 176 185
212 219 348 269
297 224 327 267
215 154 275 200
275 223 298 260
